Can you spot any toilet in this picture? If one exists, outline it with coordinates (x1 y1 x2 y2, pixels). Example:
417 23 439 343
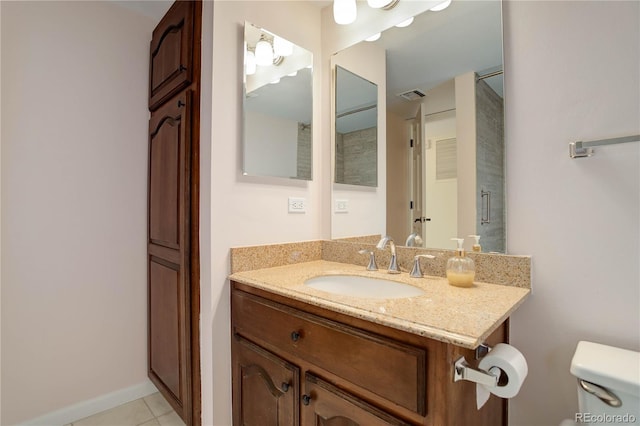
561 341 639 425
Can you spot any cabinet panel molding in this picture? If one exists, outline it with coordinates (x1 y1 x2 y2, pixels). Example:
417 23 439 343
233 336 300 426
149 1 195 110
233 289 426 415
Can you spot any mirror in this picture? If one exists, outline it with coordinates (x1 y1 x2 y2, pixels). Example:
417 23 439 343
335 65 378 187
243 22 313 180
331 1 505 253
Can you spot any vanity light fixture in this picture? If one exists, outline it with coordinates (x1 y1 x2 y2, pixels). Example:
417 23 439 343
395 16 414 27
333 0 357 25
430 0 452 12
334 0 400 24
365 32 381 42
255 35 274 66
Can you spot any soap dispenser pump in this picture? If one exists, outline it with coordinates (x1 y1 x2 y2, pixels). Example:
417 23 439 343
469 235 482 252
447 238 475 287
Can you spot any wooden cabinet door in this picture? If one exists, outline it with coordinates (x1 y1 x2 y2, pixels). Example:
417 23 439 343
302 374 410 426
232 335 300 426
149 1 195 111
148 90 193 421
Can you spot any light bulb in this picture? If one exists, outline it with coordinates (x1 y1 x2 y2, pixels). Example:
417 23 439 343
270 78 281 84
430 0 452 12
288 71 298 77
245 51 256 75
367 0 393 8
365 33 381 42
395 17 414 28
255 39 274 66
333 0 357 25
273 36 293 57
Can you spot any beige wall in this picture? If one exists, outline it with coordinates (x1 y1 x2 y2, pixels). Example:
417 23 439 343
1 2 638 426
385 112 408 243
1 2 155 424
204 2 323 425
454 71 478 245
504 1 639 425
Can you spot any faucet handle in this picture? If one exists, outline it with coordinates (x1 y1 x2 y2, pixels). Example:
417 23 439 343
410 254 436 278
358 249 378 271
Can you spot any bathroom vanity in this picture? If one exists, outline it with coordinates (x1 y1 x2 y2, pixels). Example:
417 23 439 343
229 245 530 426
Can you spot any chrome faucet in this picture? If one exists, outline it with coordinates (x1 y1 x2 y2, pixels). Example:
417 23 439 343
358 249 378 271
405 232 423 247
410 254 436 278
376 236 400 274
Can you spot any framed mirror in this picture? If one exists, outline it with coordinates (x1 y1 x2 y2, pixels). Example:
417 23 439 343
334 65 378 187
330 0 505 252
242 22 313 180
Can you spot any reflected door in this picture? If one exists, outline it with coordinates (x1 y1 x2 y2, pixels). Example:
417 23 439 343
423 110 458 249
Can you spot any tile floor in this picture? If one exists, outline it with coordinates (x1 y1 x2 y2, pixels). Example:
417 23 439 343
64 393 185 426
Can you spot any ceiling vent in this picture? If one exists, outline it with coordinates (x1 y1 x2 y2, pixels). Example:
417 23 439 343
397 89 426 101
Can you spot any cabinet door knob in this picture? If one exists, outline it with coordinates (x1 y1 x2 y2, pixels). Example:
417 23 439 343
179 64 187 72
178 100 186 108
302 394 311 406
290 331 301 342
280 382 290 392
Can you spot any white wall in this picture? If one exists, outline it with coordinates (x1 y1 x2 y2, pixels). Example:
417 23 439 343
205 2 323 425
1 2 154 424
504 1 640 425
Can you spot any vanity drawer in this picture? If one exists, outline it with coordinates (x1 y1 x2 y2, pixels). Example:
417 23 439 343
232 288 427 415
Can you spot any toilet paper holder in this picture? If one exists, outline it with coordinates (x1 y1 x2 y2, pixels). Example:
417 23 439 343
453 357 500 387
453 344 502 387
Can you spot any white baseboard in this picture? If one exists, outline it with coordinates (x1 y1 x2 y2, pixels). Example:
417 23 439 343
18 380 159 426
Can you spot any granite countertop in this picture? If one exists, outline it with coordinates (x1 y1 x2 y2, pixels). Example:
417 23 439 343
229 260 530 349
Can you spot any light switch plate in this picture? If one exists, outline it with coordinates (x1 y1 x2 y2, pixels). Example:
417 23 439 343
335 199 349 213
288 197 306 213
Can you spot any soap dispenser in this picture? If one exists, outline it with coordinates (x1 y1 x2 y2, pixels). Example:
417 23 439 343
447 238 475 287
469 235 482 252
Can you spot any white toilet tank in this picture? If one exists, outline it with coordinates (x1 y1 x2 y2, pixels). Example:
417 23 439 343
569 341 639 425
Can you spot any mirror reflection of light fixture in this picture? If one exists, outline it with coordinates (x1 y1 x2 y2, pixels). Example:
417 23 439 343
255 36 274 66
273 36 293 57
395 16 414 27
245 50 257 75
430 0 452 11
365 32 381 42
333 0 357 25
366 0 399 9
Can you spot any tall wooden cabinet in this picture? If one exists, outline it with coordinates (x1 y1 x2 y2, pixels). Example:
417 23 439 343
147 2 201 425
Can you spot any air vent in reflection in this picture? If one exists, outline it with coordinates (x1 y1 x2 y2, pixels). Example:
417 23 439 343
397 89 426 101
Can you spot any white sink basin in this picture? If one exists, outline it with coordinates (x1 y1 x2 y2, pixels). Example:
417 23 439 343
304 275 425 299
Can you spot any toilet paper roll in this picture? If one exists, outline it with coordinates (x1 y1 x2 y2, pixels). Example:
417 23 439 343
476 343 528 409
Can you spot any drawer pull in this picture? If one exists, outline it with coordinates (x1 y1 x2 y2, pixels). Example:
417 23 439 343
302 394 311 405
281 382 290 392
290 331 301 342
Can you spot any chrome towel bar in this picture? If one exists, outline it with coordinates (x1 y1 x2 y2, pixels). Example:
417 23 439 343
569 134 640 158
